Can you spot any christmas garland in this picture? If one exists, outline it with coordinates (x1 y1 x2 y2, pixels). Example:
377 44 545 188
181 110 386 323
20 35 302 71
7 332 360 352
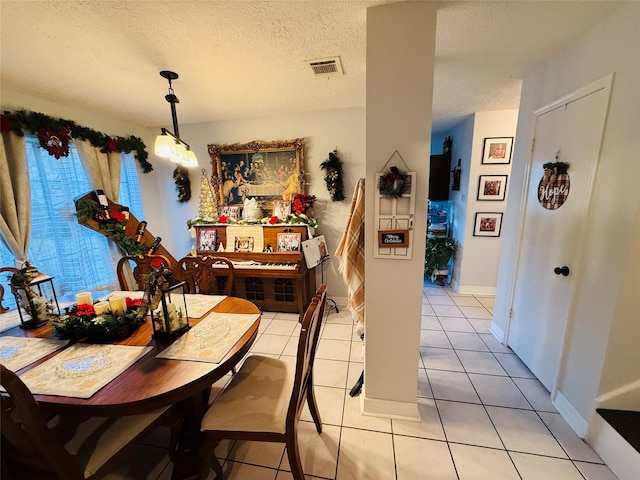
1 109 153 173
378 166 410 198
320 150 345 201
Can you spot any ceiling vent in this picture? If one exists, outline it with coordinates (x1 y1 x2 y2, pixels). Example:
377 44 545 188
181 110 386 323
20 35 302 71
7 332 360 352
307 56 343 77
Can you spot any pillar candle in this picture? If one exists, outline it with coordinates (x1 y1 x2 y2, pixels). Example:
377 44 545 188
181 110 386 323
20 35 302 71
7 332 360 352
93 301 111 315
75 291 93 306
109 296 127 315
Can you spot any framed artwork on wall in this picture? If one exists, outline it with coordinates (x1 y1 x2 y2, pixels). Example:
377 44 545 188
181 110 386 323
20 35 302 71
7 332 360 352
477 175 508 201
481 137 513 164
473 212 503 237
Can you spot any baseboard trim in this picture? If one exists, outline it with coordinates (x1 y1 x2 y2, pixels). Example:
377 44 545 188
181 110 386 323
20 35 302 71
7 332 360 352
588 412 640 480
488 322 505 343
360 389 421 422
455 285 496 296
553 391 588 438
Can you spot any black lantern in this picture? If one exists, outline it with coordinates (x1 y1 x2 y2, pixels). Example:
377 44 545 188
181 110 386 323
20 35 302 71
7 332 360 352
150 281 190 339
10 265 60 329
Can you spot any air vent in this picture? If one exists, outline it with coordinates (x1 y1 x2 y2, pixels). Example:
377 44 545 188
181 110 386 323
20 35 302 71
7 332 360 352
306 56 343 77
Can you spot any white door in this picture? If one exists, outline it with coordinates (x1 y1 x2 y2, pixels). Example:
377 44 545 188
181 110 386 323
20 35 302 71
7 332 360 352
506 75 612 392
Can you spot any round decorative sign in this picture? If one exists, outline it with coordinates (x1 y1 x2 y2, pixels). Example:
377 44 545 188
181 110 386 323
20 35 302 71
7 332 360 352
538 162 570 210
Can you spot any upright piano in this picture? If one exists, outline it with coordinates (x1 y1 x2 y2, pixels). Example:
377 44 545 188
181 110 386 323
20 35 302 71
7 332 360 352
193 224 316 317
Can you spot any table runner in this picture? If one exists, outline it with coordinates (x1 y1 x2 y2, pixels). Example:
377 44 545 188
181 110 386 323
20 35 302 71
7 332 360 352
18 343 152 398
156 312 259 364
0 336 69 372
105 292 226 318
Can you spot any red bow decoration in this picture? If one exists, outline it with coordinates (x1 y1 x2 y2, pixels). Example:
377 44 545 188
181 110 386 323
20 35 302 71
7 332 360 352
126 297 143 309
150 257 166 268
110 210 127 223
269 216 279 225
219 215 229 224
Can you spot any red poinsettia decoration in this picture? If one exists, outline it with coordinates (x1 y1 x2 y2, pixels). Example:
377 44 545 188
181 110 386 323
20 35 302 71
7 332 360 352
125 297 143 309
110 210 127 223
74 303 96 316
292 193 316 216
218 215 229 224
269 216 279 225
37 126 72 159
106 135 119 152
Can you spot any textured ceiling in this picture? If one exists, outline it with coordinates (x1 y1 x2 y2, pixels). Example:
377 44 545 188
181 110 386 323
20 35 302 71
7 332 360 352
0 1 624 135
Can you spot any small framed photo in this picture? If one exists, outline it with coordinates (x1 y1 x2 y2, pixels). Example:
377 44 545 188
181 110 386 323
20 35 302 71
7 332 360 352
481 137 513 164
277 232 301 252
477 175 508 201
272 200 291 219
473 212 503 237
219 205 242 219
234 236 255 252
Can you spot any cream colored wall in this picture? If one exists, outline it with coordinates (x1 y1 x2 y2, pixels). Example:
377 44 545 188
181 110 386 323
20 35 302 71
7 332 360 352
455 110 518 295
493 2 640 424
363 1 436 416
176 108 366 301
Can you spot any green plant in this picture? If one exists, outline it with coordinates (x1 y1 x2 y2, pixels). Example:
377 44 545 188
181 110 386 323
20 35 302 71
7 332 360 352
424 237 456 277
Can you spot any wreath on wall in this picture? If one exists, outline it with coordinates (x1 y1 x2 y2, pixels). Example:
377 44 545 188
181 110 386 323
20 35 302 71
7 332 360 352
173 166 191 203
320 150 346 201
378 166 410 198
1 109 153 172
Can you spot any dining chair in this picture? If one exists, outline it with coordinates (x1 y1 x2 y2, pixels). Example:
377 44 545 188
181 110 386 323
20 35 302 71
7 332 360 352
0 364 183 480
198 284 327 480
176 255 235 296
116 254 170 291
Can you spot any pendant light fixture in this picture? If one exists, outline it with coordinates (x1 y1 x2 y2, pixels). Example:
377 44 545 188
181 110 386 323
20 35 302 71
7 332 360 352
154 70 198 167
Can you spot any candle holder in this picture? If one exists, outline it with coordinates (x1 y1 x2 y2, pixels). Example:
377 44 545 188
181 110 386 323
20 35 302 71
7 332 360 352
10 265 61 329
150 281 190 340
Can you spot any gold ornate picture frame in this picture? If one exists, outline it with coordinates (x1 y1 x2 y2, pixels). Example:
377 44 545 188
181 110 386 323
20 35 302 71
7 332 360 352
207 138 305 214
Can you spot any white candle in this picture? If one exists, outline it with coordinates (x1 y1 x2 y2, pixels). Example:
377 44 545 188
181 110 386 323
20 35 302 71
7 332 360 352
93 301 110 315
31 296 48 319
167 303 180 331
109 295 127 315
76 291 93 306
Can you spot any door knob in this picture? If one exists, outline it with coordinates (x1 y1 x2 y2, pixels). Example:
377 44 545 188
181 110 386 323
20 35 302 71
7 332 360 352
554 266 570 276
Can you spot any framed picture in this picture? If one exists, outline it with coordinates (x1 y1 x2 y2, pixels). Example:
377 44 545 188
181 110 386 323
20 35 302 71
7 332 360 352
196 226 219 253
234 236 255 252
277 232 301 252
481 137 513 164
272 200 292 219
208 138 305 214
473 212 503 237
477 175 508 201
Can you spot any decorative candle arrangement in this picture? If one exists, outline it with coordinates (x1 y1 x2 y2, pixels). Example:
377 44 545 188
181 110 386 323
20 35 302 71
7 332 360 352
75 291 93 306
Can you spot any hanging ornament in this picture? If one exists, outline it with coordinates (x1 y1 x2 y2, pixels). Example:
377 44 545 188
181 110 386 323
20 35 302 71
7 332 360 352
173 166 191 203
538 158 570 210
37 126 72 159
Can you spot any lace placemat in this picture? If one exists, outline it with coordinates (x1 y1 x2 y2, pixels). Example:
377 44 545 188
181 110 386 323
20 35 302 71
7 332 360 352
156 312 259 364
18 343 152 398
104 292 226 318
0 336 70 372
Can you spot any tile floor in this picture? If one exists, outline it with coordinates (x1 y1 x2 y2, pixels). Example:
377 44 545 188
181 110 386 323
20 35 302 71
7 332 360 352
105 284 618 480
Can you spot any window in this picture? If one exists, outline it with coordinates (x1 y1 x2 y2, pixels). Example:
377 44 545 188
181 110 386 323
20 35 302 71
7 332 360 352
0 136 146 309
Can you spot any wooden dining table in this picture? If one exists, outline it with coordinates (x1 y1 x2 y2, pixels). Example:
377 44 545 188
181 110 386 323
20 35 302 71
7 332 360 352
0 295 261 480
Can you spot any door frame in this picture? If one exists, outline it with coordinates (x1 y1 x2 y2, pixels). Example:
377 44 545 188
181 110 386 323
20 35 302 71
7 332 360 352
504 73 614 399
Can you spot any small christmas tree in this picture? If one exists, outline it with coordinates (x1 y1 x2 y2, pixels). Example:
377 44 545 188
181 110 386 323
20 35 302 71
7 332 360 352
197 169 218 220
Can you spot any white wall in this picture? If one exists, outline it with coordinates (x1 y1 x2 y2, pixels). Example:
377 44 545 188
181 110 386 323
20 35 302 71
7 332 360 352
493 2 640 426
363 1 436 418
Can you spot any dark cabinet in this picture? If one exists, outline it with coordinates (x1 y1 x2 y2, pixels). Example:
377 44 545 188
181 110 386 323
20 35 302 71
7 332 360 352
429 152 451 201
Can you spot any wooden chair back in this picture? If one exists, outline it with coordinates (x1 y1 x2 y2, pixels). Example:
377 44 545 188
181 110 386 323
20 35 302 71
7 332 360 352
176 256 235 296
116 255 170 291
1 364 86 479
288 284 327 426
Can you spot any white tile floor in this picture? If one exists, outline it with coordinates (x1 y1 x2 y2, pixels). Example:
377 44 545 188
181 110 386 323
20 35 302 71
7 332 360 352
105 284 618 480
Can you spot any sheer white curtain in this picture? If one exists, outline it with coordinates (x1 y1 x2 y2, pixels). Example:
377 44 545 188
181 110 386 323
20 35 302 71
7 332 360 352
0 135 145 307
